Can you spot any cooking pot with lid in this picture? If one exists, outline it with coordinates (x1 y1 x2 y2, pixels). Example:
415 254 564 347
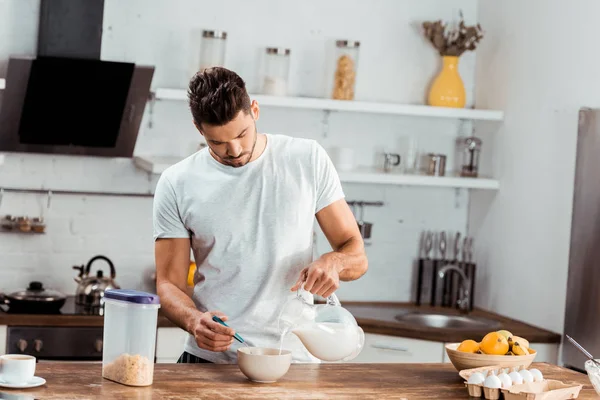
0 281 67 314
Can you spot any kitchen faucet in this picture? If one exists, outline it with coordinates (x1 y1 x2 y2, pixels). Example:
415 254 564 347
438 264 470 313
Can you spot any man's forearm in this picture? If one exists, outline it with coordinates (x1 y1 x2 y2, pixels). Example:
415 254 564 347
321 235 368 281
157 282 202 334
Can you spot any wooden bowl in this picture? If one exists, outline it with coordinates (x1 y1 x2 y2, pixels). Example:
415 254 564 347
445 343 537 371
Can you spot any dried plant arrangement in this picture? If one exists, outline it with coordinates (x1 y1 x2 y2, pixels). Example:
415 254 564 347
422 11 484 57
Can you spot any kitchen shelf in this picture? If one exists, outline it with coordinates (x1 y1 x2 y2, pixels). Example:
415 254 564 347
134 156 499 190
153 88 504 121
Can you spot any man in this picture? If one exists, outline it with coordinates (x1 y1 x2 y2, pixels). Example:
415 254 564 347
153 67 368 364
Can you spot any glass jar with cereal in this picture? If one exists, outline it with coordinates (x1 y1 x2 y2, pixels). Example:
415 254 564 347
331 40 360 101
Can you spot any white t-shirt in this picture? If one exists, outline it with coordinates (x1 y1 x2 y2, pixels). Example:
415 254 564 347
152 134 345 364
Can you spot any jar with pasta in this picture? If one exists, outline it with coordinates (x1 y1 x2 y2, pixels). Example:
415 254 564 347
331 40 360 101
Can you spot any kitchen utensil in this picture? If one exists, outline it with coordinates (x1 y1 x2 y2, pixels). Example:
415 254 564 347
426 153 447 176
237 347 291 383
73 255 120 315
416 231 426 305
212 316 245 344
0 281 66 314
450 232 461 307
445 343 537 372
417 231 434 306
466 237 476 311
356 203 372 240
439 231 454 307
565 335 600 367
430 232 440 306
277 286 364 362
383 152 401 172
102 289 160 387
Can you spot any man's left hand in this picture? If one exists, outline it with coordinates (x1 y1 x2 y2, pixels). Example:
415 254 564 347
291 257 340 298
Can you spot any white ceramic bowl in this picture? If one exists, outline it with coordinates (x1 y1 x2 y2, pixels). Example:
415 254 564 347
237 347 292 383
585 359 600 395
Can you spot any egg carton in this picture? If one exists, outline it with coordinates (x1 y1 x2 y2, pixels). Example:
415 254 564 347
459 365 583 400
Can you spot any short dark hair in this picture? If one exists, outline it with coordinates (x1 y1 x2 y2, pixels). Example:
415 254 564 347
187 67 252 127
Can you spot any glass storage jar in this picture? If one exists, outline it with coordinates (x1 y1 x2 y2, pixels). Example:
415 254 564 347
102 290 160 387
459 137 482 177
331 40 360 100
261 47 291 96
199 30 227 71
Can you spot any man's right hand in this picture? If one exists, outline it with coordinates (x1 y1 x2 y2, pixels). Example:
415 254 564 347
189 311 236 352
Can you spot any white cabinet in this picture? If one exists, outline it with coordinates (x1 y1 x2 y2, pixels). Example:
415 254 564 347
155 327 188 363
0 325 6 355
350 333 445 363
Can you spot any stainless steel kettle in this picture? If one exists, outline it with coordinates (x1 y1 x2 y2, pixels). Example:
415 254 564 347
73 255 120 315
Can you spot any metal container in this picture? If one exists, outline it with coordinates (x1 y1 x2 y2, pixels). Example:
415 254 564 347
73 255 120 316
332 40 360 100
199 30 227 71
459 137 482 177
426 153 447 176
261 48 291 96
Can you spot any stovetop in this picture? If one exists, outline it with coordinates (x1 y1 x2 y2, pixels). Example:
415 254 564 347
0 296 103 316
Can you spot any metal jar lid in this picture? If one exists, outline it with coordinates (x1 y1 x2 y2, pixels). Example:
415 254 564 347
266 47 291 56
336 40 360 48
202 30 227 39
464 137 482 150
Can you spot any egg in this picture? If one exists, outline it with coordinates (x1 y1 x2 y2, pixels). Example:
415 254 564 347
519 369 534 383
484 375 502 389
529 368 544 382
467 372 486 385
497 372 513 389
509 371 524 385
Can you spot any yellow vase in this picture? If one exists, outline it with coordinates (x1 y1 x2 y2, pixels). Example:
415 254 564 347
427 56 466 108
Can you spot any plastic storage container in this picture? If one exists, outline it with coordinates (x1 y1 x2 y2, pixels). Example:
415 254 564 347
261 47 291 96
102 289 160 387
199 30 227 71
331 40 360 100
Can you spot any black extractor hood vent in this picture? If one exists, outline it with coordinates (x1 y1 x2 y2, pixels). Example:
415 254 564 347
0 0 154 158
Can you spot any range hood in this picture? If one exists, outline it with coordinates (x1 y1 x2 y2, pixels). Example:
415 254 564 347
0 0 154 158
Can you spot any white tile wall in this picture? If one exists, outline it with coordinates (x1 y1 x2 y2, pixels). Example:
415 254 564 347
0 0 478 302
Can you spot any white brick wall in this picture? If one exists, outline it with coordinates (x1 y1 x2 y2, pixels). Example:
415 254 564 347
0 0 478 302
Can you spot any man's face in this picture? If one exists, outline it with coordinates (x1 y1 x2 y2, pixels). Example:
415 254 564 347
198 103 260 168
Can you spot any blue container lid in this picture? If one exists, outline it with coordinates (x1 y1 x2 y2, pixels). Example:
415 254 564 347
104 289 160 305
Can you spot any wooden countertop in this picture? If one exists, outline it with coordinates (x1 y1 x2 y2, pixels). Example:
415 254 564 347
1 362 595 399
0 302 561 344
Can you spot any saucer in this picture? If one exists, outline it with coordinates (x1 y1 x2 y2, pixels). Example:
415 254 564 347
0 376 46 389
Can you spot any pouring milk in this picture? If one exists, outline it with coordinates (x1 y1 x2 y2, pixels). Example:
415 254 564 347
291 322 359 361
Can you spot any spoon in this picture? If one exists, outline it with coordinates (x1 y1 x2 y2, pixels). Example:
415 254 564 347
566 335 600 367
212 315 245 344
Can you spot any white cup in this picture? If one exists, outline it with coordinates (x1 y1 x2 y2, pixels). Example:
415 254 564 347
0 354 36 384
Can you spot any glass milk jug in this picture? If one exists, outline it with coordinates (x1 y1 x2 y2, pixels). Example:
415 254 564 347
278 287 364 362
